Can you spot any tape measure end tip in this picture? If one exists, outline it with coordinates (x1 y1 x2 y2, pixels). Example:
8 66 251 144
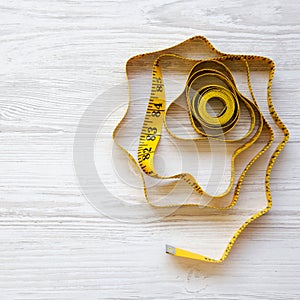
165 244 176 255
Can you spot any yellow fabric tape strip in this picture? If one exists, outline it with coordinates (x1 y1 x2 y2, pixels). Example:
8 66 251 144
113 36 289 263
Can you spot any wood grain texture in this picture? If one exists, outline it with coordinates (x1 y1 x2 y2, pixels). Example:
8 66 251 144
0 0 299 299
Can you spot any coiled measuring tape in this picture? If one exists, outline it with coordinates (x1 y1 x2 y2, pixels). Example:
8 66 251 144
113 36 289 263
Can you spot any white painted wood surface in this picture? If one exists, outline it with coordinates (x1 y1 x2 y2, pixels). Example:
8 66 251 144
0 0 299 299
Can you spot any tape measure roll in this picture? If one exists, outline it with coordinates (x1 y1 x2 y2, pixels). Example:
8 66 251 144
113 36 289 263
187 61 241 137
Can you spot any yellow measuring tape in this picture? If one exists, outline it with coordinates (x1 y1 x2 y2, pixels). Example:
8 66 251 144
113 36 289 263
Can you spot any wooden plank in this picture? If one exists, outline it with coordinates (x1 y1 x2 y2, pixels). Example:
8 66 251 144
0 0 299 299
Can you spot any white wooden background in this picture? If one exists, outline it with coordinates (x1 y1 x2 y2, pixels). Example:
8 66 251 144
0 0 299 299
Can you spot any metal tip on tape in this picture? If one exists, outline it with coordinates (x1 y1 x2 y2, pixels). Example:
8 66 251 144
166 244 176 255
